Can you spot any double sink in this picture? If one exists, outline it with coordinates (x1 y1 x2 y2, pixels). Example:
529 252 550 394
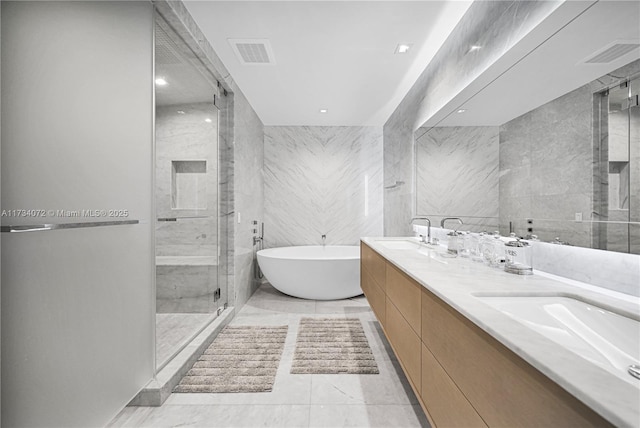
374 238 640 386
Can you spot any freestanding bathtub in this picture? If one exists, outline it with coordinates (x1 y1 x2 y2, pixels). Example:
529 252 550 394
257 245 362 300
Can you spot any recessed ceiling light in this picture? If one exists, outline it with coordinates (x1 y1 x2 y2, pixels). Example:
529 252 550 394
457 109 466 114
155 77 168 86
319 109 328 114
394 44 413 54
204 118 212 123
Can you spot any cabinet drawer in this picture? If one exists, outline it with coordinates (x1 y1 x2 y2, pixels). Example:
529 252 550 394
421 289 612 428
386 263 421 335
386 299 421 392
361 265 386 324
361 243 386 290
422 343 487 428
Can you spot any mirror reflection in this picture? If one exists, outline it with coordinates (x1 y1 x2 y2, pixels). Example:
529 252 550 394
414 1 640 254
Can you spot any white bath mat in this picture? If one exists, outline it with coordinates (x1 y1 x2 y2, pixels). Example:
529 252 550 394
174 325 288 393
291 317 379 374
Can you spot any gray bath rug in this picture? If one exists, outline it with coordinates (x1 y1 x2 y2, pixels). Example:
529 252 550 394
291 318 379 374
173 325 288 393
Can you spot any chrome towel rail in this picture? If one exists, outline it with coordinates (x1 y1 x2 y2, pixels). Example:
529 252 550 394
157 216 212 221
1 219 139 233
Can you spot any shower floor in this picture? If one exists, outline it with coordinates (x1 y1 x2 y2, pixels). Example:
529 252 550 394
156 313 216 371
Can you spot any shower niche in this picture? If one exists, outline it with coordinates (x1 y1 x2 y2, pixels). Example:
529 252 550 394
171 160 207 210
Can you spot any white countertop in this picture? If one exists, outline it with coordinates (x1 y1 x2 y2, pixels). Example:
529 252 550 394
362 237 640 428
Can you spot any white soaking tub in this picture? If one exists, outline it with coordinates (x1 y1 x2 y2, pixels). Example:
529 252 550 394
257 245 362 300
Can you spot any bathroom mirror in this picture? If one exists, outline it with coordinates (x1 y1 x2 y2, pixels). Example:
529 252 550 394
414 1 640 254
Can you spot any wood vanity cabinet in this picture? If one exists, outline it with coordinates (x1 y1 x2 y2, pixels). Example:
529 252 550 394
360 242 612 428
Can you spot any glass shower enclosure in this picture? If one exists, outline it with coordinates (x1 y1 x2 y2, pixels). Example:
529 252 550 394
154 16 227 371
594 75 640 254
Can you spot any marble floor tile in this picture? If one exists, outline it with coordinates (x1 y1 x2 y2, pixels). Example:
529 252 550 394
308 404 428 428
309 358 418 405
112 404 310 428
110 283 423 427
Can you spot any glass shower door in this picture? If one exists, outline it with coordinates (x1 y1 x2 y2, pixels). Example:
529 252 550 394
604 77 639 254
629 77 639 254
154 17 225 371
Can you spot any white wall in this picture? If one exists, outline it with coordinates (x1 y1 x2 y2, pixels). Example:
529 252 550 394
1 2 154 426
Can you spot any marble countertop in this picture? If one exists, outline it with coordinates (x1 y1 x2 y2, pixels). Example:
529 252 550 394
361 237 640 428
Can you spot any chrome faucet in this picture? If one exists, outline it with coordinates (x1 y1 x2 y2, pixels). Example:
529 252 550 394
440 217 463 230
321 234 326 246
410 217 432 244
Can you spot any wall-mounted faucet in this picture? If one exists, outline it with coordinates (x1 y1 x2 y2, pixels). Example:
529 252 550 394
440 217 463 230
321 234 326 246
410 217 432 244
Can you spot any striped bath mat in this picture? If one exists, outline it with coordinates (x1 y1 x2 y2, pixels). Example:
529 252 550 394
291 318 379 374
174 325 288 393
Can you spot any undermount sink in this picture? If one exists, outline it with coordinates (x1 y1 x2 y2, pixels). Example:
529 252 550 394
375 239 422 250
475 293 640 386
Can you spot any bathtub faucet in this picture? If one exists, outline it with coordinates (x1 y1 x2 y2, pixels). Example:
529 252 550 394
321 234 326 246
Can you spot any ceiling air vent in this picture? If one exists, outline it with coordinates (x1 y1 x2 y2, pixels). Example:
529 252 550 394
155 25 184 65
229 39 276 65
583 41 640 64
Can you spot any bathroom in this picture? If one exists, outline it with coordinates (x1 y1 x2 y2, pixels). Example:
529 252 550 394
1 0 639 427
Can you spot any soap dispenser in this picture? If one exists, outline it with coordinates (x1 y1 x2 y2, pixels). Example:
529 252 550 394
447 231 460 255
505 239 533 275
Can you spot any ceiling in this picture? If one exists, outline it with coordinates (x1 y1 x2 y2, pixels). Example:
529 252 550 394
434 0 640 127
183 0 472 126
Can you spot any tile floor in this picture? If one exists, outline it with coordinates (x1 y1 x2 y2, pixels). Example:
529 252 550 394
109 284 429 427
156 313 216 370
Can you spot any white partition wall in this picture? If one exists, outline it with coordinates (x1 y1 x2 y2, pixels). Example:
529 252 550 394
1 2 154 426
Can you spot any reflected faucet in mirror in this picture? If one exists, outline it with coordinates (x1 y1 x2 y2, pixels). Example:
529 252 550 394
441 217 463 230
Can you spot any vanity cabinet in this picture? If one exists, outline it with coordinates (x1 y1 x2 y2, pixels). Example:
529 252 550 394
360 244 386 323
360 242 612 428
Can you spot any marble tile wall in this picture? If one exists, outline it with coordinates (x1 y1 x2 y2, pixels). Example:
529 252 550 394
155 103 220 313
532 242 640 297
264 126 383 247
232 88 265 309
383 119 414 237
383 1 561 236
416 126 499 233
500 60 640 252
499 84 593 247
155 103 218 257
156 265 218 313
